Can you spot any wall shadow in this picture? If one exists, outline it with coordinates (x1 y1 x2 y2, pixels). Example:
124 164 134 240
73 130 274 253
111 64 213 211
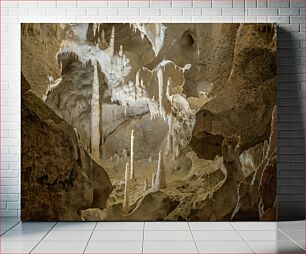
277 27 305 220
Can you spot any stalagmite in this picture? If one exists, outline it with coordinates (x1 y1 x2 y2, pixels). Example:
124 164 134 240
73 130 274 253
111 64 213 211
122 149 128 161
144 178 148 191
135 71 140 88
156 151 166 190
166 78 171 97
148 156 152 163
130 129 135 179
166 113 173 155
119 45 123 57
90 60 101 160
113 152 120 167
123 162 129 213
151 172 156 192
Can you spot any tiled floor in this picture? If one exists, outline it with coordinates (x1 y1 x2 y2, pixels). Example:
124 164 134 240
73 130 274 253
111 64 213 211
0 218 304 253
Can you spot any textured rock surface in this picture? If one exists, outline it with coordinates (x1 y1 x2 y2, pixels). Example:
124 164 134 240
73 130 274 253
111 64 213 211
21 74 112 221
21 24 62 98
191 24 277 159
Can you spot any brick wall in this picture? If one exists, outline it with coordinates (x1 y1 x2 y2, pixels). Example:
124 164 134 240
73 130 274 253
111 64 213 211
0 0 304 220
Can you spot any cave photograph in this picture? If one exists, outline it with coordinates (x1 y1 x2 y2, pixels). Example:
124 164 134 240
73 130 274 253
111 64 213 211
21 23 277 221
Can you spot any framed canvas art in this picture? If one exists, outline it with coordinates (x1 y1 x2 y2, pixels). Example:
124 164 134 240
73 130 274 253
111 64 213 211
21 23 277 221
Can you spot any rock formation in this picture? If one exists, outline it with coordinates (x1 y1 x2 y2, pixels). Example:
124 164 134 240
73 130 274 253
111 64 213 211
189 135 246 220
123 162 130 213
21 74 112 221
191 24 276 159
21 23 277 221
155 151 166 190
231 106 277 220
130 129 135 179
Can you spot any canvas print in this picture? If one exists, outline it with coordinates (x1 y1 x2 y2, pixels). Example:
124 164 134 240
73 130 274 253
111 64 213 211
21 23 277 221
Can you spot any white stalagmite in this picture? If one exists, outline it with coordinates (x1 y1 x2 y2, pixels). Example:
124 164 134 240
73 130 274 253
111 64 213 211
90 60 101 160
119 45 123 57
166 78 171 98
151 172 156 192
156 150 166 190
166 113 173 155
122 149 128 160
130 129 135 179
144 178 148 191
135 71 140 88
123 162 129 212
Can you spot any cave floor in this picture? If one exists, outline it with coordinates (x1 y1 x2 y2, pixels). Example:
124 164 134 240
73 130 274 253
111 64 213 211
1 218 304 253
99 152 226 220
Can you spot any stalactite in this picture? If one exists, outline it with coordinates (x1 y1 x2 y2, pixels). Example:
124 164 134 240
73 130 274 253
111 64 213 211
156 150 166 190
123 162 129 213
130 129 135 180
90 60 100 160
157 68 163 117
109 26 115 56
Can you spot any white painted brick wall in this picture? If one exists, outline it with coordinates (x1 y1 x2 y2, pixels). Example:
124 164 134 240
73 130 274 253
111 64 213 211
0 0 305 219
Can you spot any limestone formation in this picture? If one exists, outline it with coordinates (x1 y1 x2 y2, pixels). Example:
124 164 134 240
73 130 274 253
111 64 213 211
21 74 112 221
130 129 135 179
155 151 166 190
91 60 101 160
144 178 148 191
123 162 130 213
151 173 156 192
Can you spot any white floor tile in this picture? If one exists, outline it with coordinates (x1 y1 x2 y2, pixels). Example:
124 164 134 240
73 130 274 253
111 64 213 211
90 230 143 241
192 230 243 241
144 230 193 241
189 222 234 231
12 222 55 231
0 241 37 253
1 221 20 234
282 230 305 249
197 241 253 253
143 241 198 253
231 222 276 230
295 240 305 250
239 230 290 241
42 230 92 242
85 241 143 253
248 240 304 253
275 221 305 231
96 222 143 231
145 222 190 231
32 241 87 253
0 230 47 242
52 222 96 231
